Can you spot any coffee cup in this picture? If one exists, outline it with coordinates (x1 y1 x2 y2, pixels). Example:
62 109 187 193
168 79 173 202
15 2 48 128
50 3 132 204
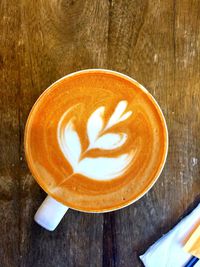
24 69 168 230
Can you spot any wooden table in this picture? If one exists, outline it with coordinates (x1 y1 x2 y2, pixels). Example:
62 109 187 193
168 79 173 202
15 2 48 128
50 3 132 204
0 1 199 266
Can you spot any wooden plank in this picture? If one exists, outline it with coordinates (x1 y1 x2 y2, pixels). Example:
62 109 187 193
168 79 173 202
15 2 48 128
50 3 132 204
17 1 109 267
106 0 200 266
0 0 21 266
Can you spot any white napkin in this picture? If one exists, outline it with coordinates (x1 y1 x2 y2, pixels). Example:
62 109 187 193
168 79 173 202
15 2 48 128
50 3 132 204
140 203 200 267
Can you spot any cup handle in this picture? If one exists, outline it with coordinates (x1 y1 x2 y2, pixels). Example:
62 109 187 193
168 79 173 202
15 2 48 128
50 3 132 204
34 195 69 231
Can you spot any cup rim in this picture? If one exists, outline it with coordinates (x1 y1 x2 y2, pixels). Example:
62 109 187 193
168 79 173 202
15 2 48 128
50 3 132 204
24 68 169 213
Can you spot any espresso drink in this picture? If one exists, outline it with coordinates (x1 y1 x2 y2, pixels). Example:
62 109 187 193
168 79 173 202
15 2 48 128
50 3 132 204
25 70 168 212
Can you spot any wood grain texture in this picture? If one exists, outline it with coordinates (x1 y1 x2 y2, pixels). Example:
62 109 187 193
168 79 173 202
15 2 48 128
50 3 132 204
0 0 199 266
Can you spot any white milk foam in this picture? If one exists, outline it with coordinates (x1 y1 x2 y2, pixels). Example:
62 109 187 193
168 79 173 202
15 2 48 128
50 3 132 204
57 101 134 181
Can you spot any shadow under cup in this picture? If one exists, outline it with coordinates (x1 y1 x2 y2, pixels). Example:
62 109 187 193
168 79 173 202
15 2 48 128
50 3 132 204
24 69 168 218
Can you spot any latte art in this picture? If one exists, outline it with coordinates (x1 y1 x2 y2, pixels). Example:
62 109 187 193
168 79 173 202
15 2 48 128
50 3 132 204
25 70 168 212
57 101 134 181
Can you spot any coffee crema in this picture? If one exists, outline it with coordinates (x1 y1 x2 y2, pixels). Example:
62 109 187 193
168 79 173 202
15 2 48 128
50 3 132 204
25 70 168 212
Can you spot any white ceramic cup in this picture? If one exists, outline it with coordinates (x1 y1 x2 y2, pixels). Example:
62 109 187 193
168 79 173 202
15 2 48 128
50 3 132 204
25 69 168 231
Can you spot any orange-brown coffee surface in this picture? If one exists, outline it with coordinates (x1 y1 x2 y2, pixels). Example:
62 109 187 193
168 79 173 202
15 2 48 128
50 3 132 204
25 70 168 212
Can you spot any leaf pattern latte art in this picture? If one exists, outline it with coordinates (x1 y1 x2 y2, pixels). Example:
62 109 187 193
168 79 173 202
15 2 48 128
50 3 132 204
57 100 135 182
